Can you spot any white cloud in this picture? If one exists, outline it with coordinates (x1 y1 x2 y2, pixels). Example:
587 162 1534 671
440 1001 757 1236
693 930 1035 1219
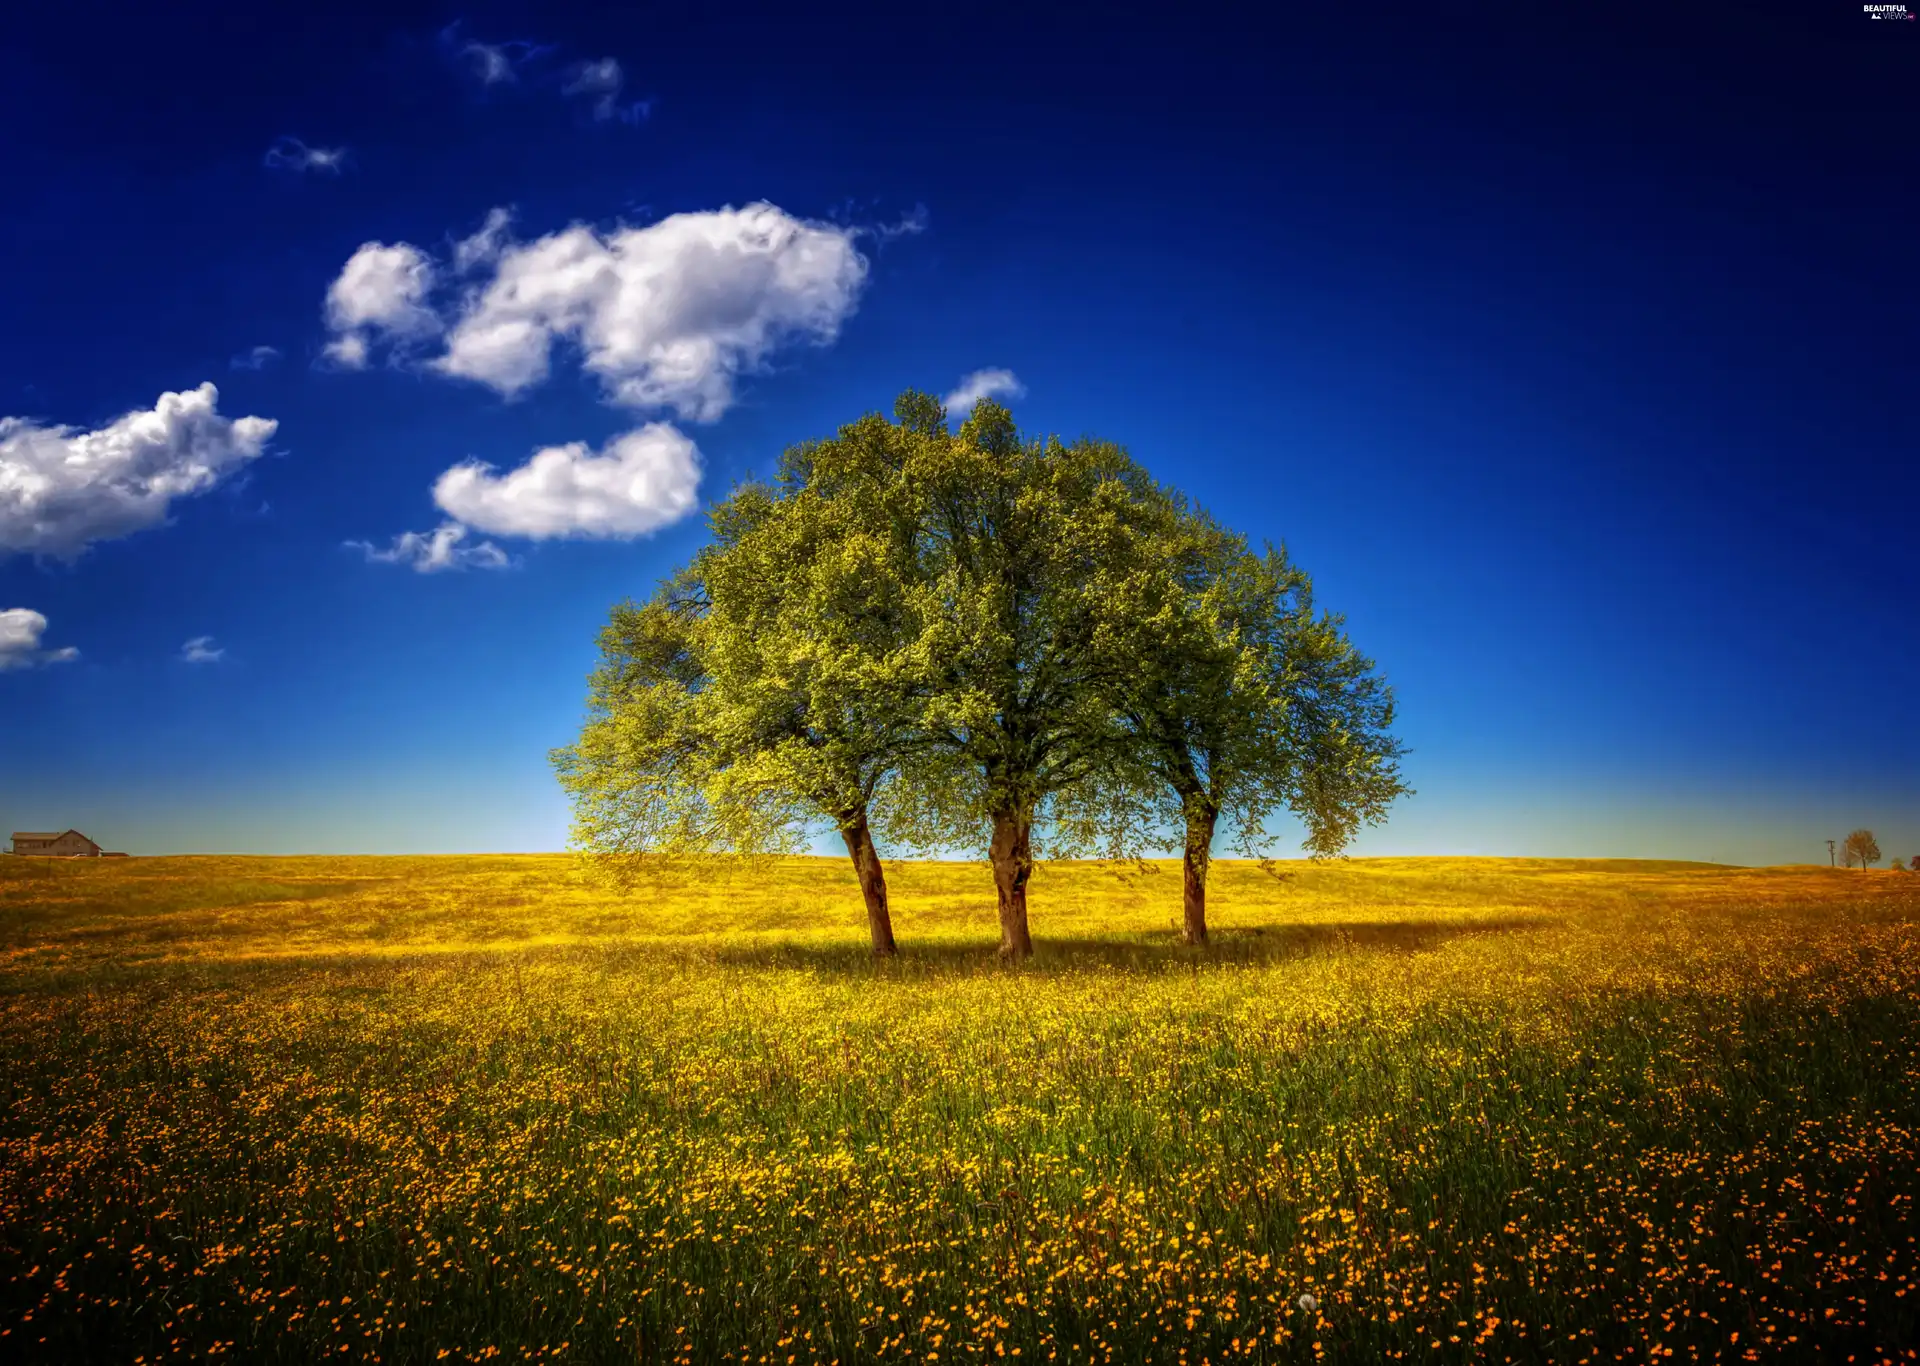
0 609 78 671
873 204 929 241
943 368 1026 416
264 137 348 174
433 423 700 540
440 25 556 87
345 522 511 573
563 57 620 105
562 58 648 122
434 203 869 420
230 344 281 371
180 635 224 664
322 243 440 368
439 27 646 121
0 384 277 559
462 41 517 84
322 333 369 369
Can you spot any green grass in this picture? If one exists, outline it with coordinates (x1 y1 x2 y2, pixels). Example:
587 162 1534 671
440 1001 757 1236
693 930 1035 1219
1 855 1917 1363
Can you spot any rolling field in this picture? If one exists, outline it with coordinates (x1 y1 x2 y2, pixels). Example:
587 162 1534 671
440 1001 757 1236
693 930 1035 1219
2 854 1917 1364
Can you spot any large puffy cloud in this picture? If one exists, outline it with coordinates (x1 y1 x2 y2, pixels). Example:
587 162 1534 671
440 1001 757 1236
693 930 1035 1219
433 423 700 539
0 609 78 671
351 425 701 566
344 522 511 574
438 204 867 419
323 202 876 567
324 203 869 421
322 242 440 367
0 384 277 559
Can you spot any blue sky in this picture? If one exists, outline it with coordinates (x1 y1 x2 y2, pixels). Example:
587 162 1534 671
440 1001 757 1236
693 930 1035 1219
2 3 1915 864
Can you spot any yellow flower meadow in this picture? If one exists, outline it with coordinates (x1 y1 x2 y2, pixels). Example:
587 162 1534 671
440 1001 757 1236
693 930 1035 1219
1 853 1917 1364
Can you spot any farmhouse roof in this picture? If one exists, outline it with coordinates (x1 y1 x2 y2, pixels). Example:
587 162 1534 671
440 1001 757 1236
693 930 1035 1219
12 830 89 841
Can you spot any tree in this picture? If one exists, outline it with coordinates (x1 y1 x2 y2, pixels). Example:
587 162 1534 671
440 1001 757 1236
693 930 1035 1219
552 467 925 956
560 390 1414 963
1841 828 1880 870
551 568 781 867
1080 506 1410 944
800 393 1177 962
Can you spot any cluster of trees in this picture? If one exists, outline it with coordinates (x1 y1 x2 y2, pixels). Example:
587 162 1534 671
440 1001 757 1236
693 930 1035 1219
552 393 1409 961
1838 829 1917 871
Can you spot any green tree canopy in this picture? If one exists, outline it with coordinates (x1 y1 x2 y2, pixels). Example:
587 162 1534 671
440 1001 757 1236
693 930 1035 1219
551 568 787 867
557 389 1412 963
1067 503 1410 943
825 394 1182 960
552 446 930 955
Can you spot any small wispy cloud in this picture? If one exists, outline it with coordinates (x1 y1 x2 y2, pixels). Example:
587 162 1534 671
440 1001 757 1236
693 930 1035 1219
264 137 349 174
451 33 557 85
345 522 511 574
943 368 1026 417
451 207 514 273
438 26 649 124
180 635 224 664
873 204 929 241
462 40 517 84
562 58 651 123
230 345 281 372
832 200 931 245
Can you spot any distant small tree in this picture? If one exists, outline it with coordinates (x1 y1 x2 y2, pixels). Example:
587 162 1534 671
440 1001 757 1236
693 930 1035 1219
1840 829 1880 870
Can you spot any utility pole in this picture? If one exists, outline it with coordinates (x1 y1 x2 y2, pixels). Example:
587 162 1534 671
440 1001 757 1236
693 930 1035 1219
1827 839 1836 868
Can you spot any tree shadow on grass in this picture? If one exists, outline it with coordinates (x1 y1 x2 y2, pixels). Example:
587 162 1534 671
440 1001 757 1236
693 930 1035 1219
701 915 1557 977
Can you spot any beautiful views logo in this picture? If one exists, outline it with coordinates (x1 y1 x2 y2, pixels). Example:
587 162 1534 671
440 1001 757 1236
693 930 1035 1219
1863 3 1916 16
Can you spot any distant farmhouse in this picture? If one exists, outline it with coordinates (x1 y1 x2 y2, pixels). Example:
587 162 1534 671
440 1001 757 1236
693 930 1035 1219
9 830 127 857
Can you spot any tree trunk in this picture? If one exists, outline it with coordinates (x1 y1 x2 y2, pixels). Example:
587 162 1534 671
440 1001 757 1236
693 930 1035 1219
1181 801 1218 946
837 808 897 957
988 807 1035 962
